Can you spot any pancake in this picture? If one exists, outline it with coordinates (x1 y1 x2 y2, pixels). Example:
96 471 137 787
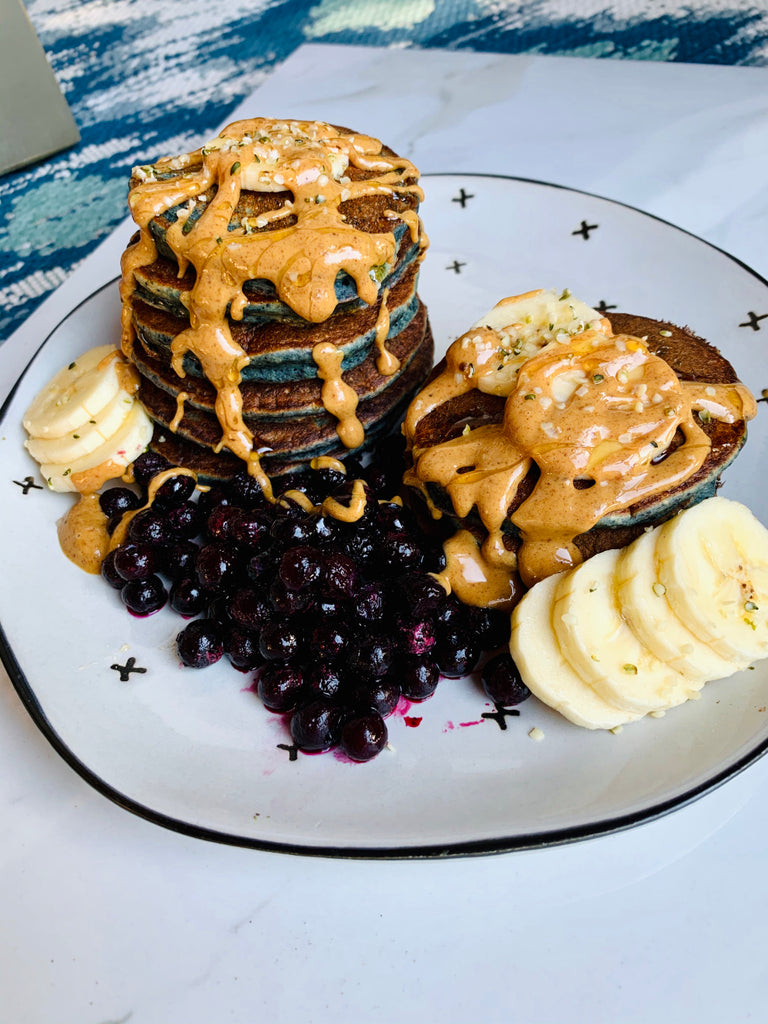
134 300 429 422
404 299 756 591
132 259 421 383
133 223 420 325
120 118 431 486
147 316 435 482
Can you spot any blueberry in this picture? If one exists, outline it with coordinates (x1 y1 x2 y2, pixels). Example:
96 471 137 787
196 486 231 518
310 620 350 662
176 619 224 668
434 627 481 678
113 541 162 581
351 677 401 717
269 578 312 615
348 636 392 682
100 549 124 590
372 531 423 577
232 509 273 550
259 620 301 662
279 545 323 592
152 472 196 510
195 541 240 592
400 655 440 701
341 712 388 761
129 508 172 547
397 573 448 619
375 502 415 535
227 587 271 631
306 663 346 701
398 618 436 656
322 552 358 599
170 577 210 617
99 486 142 522
224 626 263 672
290 699 343 752
121 575 167 617
228 470 268 507
132 451 171 488
166 501 202 538
206 505 243 542
481 652 531 706
270 511 313 547
337 526 375 567
257 663 306 713
466 606 511 651
246 550 277 585
164 539 200 579
353 582 387 627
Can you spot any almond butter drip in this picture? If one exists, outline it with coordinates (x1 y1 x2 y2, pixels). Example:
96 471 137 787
373 286 399 376
121 118 423 478
170 392 190 432
405 326 756 591
109 466 198 550
57 494 111 574
312 341 365 448
433 529 522 610
310 455 347 474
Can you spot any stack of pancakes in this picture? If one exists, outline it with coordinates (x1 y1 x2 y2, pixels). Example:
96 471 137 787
120 119 433 483
404 293 756 591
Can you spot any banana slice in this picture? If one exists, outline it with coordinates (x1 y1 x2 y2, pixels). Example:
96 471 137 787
23 345 123 438
510 573 640 730
616 528 734 681
470 289 611 395
655 496 768 664
40 401 153 493
25 389 137 464
552 548 699 714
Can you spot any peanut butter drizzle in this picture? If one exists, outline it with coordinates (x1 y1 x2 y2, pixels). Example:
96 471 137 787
170 391 190 432
433 529 522 610
109 467 198 551
312 341 365 448
57 494 111 574
71 458 130 495
321 478 368 523
373 286 399 376
121 119 423 478
406 323 756 590
310 456 347 474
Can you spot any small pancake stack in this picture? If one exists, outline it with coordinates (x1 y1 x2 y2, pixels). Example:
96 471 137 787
120 118 433 487
403 289 756 595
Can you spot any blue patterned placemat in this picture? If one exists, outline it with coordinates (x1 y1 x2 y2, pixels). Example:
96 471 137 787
2 0 767 342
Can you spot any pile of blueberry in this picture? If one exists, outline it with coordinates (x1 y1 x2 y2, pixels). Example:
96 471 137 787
99 440 530 761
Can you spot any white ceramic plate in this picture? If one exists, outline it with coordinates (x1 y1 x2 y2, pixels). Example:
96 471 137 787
2 174 768 858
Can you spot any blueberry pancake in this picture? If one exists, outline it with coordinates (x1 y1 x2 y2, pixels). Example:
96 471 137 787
120 118 432 491
403 289 756 596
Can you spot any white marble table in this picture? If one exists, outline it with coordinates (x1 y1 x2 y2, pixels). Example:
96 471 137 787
3 44 768 1023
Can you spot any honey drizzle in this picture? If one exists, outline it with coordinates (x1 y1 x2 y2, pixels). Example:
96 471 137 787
121 119 423 479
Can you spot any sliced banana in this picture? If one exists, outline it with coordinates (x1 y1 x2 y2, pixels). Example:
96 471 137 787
616 528 734 681
40 401 153 493
470 289 611 396
655 496 768 664
25 389 137 464
551 548 699 714
23 345 123 438
510 573 640 730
